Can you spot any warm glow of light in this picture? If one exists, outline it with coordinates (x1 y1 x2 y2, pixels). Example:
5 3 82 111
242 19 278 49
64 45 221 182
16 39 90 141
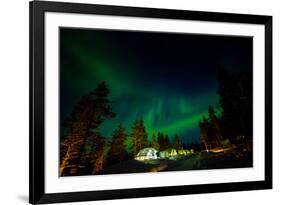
209 146 234 153
210 149 225 153
135 148 159 161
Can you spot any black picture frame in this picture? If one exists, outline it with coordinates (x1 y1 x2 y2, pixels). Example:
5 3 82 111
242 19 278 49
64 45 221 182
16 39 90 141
29 0 272 204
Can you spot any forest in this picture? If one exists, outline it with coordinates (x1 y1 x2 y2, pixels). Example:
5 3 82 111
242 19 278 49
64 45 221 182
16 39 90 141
59 68 253 176
199 68 252 152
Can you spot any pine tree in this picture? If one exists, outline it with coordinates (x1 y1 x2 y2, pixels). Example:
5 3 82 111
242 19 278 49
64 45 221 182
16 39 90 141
216 67 248 143
150 132 159 150
87 133 106 174
131 119 148 156
107 123 127 165
163 134 170 150
60 82 115 176
199 116 210 150
131 120 139 156
158 132 169 150
157 132 164 150
208 106 223 146
138 119 148 149
173 134 183 150
216 67 235 141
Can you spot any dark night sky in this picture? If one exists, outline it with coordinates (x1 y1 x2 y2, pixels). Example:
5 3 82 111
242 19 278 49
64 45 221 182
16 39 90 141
60 28 252 144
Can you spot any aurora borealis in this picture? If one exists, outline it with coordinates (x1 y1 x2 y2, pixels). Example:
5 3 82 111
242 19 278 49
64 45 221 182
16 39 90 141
60 28 252 144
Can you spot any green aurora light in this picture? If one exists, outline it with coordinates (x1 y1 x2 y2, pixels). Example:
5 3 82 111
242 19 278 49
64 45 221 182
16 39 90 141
60 28 250 144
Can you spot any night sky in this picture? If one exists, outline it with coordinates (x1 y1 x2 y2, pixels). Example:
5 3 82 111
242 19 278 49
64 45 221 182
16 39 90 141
60 28 252 144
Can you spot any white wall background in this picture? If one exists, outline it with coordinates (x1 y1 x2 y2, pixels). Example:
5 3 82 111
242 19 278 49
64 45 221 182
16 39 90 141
0 0 279 204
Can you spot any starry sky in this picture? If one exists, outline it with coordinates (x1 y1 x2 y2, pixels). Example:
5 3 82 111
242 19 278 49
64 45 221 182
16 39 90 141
60 28 252 144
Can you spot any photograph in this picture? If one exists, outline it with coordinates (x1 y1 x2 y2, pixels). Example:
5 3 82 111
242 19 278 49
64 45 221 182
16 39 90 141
59 28 253 177
28 1 272 204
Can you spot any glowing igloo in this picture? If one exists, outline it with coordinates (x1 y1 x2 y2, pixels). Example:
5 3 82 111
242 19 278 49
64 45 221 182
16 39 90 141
159 148 178 159
135 148 159 161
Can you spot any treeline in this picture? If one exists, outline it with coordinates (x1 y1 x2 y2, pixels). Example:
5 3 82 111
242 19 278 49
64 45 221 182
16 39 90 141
60 82 200 176
106 122 199 166
199 68 253 150
149 133 201 152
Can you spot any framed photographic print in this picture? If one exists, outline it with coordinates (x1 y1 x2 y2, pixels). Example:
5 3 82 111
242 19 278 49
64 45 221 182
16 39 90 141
29 0 272 204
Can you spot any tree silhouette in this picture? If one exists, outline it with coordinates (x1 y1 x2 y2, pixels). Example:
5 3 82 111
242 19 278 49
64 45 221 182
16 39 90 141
199 116 211 150
107 123 127 165
130 119 148 156
158 132 170 150
208 106 223 146
216 67 252 144
150 132 160 150
173 134 183 150
199 67 253 150
60 82 115 176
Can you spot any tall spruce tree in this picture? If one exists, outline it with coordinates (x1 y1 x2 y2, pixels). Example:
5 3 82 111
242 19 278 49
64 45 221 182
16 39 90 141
107 123 127 165
150 132 159 150
60 82 115 176
173 134 183 150
131 119 148 156
216 67 252 144
208 106 223 146
199 116 211 150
